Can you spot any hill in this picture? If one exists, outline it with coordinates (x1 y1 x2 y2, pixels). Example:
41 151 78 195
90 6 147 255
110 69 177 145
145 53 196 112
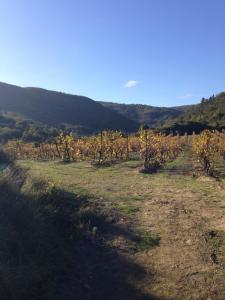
1 81 225 137
163 93 225 133
98 101 191 127
0 82 138 135
0 111 59 142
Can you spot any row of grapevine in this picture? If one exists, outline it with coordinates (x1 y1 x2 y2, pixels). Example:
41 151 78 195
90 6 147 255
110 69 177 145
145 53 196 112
192 130 225 175
4 129 186 172
139 129 185 172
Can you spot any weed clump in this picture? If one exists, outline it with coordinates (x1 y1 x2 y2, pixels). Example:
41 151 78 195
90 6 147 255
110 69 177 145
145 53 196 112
134 232 160 251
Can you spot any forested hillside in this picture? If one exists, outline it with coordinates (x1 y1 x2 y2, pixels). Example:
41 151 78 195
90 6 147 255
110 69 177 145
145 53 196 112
1 82 225 138
0 82 138 135
0 111 59 142
163 93 225 134
99 101 191 127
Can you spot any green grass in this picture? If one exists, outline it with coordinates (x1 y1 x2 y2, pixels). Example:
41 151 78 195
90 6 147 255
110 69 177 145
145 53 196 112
17 156 225 214
118 204 140 215
135 232 161 251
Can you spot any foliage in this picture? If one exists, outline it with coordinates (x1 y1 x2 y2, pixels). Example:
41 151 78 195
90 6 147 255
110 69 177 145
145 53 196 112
139 129 185 173
3 130 185 172
164 93 225 134
192 130 224 175
0 112 59 143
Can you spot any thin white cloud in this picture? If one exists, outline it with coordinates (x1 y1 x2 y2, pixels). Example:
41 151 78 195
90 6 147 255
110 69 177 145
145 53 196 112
176 93 194 100
123 80 138 88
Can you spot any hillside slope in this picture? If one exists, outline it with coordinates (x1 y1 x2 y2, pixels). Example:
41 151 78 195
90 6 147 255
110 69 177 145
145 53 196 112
0 82 138 135
177 93 225 126
163 93 225 133
99 101 191 127
0 111 59 142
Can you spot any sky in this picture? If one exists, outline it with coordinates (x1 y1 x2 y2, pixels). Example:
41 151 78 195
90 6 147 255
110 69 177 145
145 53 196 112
0 0 225 107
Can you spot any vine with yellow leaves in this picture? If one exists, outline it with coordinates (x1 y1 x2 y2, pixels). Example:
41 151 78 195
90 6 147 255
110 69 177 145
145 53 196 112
192 130 224 175
3 129 186 170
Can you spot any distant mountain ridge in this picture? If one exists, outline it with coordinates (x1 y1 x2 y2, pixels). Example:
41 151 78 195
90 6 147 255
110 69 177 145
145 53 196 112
0 82 138 135
98 101 192 127
0 81 224 138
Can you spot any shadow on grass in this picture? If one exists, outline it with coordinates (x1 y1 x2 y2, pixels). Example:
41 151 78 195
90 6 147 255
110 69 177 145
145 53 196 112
214 158 225 180
0 175 168 300
0 149 13 171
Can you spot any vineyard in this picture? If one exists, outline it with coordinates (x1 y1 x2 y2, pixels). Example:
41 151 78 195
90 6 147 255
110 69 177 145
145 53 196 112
1 129 225 300
3 129 185 172
13 131 225 300
192 130 225 175
3 129 225 175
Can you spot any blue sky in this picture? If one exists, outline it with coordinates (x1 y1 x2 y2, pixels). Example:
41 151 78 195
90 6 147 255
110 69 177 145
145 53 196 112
0 0 225 106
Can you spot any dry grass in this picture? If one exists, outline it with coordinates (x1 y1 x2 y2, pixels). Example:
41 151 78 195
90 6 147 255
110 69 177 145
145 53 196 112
16 153 225 299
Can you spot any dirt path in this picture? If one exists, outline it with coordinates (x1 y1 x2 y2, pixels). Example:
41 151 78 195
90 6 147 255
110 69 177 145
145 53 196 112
134 151 225 299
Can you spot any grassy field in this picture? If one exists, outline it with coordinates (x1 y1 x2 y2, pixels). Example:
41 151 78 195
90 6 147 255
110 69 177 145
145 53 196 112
12 149 225 299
